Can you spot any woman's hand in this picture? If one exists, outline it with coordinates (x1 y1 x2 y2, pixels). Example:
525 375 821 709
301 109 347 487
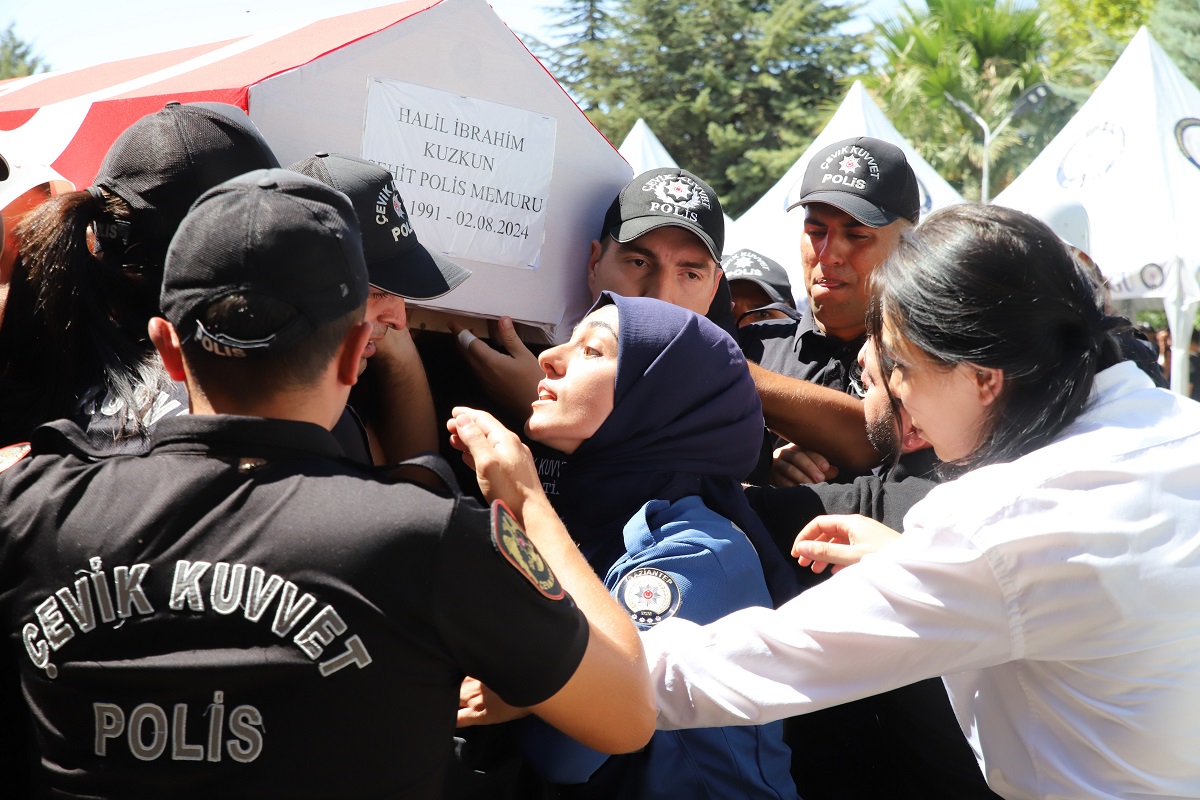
447 406 542 518
791 514 901 574
457 676 531 728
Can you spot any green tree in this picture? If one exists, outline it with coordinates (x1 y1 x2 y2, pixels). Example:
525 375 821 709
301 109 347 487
1150 0 1200 88
1046 0 1153 57
554 0 870 217
0 23 49 80
863 0 1100 201
535 0 611 94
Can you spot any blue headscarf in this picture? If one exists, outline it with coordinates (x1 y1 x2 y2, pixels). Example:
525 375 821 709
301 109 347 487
554 292 797 605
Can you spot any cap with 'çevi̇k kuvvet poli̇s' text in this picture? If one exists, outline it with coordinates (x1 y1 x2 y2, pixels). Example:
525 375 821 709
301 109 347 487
602 167 725 261
789 136 920 227
289 152 470 300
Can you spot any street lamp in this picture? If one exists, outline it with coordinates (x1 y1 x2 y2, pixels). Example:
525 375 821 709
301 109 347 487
943 83 1050 202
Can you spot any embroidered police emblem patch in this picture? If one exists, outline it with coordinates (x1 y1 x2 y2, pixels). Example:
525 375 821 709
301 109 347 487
492 500 565 600
616 567 682 627
0 443 31 474
643 173 711 212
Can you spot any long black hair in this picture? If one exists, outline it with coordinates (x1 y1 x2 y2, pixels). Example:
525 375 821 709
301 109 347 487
0 188 169 443
0 102 277 443
866 203 1121 474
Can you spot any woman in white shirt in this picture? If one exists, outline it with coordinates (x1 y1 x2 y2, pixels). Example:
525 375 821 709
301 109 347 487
640 203 1200 800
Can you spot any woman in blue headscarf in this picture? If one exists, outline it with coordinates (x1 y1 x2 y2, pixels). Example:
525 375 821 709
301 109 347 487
457 291 797 799
534 292 797 607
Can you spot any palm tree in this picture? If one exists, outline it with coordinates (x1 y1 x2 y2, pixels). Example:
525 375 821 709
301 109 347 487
863 0 1101 200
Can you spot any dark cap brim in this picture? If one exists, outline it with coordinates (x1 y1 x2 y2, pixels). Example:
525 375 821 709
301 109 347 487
787 190 903 228
611 216 721 262
728 276 791 307
368 246 471 301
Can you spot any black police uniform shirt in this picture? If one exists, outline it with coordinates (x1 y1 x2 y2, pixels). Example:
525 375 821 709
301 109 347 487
0 415 588 800
738 305 863 394
746 448 941 595
737 306 866 485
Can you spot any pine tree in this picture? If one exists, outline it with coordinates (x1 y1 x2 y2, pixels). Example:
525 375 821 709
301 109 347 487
0 24 50 79
552 0 869 217
542 0 611 89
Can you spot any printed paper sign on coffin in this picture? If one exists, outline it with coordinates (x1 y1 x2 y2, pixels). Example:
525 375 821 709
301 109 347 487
0 0 632 340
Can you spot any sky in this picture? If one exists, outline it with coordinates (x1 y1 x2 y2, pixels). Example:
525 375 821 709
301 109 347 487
3 0 901 76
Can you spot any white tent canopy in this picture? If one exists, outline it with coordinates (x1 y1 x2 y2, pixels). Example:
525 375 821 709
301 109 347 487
726 81 964 286
994 27 1200 394
618 118 677 173
617 117 737 234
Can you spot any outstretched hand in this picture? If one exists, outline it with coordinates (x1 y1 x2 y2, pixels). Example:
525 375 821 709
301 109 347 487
449 317 542 420
447 406 542 517
791 514 901 574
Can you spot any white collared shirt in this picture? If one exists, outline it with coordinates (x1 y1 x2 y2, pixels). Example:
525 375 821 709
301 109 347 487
643 362 1200 799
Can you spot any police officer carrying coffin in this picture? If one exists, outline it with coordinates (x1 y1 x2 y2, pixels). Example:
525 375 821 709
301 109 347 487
289 151 473 465
0 169 654 798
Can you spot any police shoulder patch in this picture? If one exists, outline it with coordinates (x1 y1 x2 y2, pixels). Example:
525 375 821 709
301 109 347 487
616 567 682 627
0 443 31 475
491 500 565 601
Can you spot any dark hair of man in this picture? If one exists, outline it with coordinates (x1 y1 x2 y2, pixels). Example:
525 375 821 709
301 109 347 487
0 189 169 443
866 203 1121 476
180 294 364 405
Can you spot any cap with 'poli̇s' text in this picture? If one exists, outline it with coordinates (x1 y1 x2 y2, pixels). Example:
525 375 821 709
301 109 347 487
160 169 369 358
602 167 724 261
789 136 919 227
721 248 795 307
